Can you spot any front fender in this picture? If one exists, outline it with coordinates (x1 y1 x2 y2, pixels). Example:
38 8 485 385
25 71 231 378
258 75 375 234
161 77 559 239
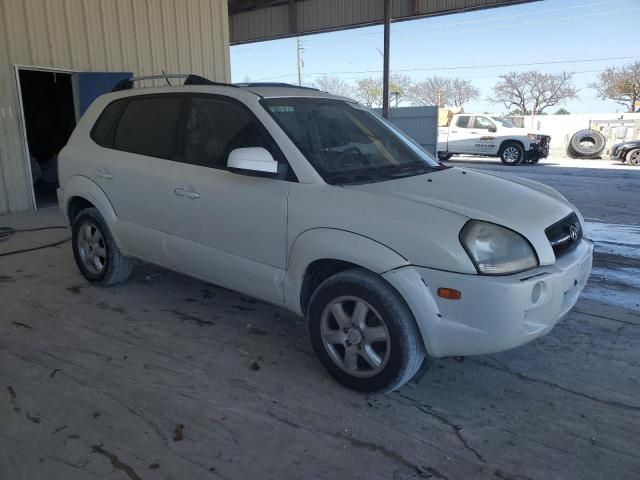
283 228 409 314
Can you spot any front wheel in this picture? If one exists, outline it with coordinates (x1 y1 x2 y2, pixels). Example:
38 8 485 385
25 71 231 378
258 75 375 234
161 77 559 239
500 142 524 165
626 148 640 166
307 269 426 393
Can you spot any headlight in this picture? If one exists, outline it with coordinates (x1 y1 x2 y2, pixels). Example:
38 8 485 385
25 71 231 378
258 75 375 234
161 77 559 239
527 133 540 142
460 220 538 275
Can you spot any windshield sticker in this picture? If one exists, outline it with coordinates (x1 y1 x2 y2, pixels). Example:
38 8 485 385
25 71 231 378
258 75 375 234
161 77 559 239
269 106 295 113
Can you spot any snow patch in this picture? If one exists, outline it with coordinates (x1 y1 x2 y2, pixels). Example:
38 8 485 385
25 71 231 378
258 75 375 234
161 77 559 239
584 221 640 260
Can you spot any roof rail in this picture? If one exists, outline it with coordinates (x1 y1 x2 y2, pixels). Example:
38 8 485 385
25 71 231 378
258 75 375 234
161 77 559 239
236 82 319 91
112 74 238 92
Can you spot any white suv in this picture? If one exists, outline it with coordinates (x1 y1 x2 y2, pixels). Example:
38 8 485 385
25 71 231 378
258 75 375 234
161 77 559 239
57 76 593 393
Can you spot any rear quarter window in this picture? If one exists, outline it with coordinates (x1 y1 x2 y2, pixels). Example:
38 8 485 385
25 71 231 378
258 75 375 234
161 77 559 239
91 99 126 147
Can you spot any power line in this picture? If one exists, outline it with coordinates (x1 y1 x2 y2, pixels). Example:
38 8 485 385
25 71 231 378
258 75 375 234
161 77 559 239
404 7 640 39
255 56 639 81
360 0 634 36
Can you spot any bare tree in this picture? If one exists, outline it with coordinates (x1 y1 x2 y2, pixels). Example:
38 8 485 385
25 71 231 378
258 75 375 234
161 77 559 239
407 76 451 107
311 75 354 99
353 74 413 108
450 78 480 107
590 62 640 112
490 71 578 114
407 77 479 108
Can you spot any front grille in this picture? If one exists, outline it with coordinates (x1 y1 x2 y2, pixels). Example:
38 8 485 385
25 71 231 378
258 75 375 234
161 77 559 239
539 136 550 149
545 212 582 258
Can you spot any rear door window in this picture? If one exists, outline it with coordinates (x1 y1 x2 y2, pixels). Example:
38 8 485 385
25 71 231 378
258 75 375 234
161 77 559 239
113 96 183 159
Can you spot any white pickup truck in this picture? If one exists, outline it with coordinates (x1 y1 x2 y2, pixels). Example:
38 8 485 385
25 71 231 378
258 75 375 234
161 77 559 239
437 114 550 165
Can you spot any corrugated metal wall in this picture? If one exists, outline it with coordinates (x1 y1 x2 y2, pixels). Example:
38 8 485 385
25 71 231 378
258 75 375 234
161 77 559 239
230 0 537 44
0 0 230 214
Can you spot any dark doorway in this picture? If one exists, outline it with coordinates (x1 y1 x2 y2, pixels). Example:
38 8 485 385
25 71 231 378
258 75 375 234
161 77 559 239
18 69 76 208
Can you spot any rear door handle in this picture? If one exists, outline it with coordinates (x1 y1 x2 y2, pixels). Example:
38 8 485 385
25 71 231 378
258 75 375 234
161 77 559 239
174 187 200 199
96 169 113 180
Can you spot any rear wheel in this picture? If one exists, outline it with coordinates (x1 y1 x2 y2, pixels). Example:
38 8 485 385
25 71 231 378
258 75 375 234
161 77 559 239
499 142 524 165
72 208 133 286
626 148 640 166
308 269 426 393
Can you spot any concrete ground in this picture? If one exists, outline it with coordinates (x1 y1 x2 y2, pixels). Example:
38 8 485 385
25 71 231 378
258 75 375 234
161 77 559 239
1 156 639 480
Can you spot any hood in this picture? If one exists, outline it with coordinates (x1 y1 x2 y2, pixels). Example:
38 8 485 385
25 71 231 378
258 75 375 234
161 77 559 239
345 167 575 265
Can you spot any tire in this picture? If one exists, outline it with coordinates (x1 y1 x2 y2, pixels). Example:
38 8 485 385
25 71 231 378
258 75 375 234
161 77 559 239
499 142 524 165
72 207 133 286
438 152 453 161
568 129 606 159
307 269 426 393
626 148 640 166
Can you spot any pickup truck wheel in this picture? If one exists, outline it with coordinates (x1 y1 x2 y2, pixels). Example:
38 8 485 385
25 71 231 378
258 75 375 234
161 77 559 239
307 269 426 393
499 142 524 165
626 148 640 166
72 207 133 286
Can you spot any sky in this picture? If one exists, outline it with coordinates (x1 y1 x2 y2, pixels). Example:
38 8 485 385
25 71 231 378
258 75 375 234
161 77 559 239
230 0 640 114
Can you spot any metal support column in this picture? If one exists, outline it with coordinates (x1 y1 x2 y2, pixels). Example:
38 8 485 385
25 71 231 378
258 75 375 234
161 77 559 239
382 0 392 119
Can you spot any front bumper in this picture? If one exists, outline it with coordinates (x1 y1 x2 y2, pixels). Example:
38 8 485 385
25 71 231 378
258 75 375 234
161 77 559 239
383 238 593 357
610 144 624 160
527 136 551 159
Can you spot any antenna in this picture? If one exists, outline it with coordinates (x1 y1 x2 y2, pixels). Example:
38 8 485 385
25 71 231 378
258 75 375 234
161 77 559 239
161 69 172 86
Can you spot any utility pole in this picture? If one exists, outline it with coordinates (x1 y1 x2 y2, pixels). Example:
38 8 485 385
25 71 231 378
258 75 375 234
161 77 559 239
296 37 303 86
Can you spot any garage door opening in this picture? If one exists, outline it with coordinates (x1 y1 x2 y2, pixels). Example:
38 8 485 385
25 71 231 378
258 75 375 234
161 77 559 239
16 68 77 209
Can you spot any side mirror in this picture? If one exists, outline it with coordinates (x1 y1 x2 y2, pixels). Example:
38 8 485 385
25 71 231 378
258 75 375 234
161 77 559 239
227 147 278 175
488 125 497 133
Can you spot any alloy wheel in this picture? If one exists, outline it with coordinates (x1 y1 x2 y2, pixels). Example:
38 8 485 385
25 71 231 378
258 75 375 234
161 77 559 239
77 222 107 275
320 296 391 378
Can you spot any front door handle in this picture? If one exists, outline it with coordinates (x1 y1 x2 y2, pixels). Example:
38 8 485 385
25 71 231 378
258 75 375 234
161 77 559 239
96 169 113 180
174 187 200 199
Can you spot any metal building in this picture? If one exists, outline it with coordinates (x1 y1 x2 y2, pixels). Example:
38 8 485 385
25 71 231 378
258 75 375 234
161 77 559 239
1 0 536 214
0 0 230 214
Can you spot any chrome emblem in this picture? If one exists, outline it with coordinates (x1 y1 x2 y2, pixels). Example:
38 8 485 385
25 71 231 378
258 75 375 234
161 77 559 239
569 224 579 241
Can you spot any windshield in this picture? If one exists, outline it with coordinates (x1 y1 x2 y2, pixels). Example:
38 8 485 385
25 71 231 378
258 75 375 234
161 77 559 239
262 98 444 185
491 116 516 128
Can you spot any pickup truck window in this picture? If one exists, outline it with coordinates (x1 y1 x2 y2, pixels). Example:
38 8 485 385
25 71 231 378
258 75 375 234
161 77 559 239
456 115 471 128
473 116 496 130
492 116 516 128
263 98 444 185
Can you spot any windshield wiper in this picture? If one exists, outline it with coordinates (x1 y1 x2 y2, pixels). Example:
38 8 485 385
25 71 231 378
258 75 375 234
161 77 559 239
378 162 441 177
324 170 386 185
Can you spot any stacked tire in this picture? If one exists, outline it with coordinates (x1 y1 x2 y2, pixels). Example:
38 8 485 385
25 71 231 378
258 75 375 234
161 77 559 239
567 129 606 159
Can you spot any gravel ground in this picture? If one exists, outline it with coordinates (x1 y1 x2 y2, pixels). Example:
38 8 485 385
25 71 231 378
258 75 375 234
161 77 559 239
1 156 638 480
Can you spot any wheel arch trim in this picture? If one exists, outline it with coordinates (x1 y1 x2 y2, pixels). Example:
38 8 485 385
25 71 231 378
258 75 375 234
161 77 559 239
61 176 121 245
284 228 410 315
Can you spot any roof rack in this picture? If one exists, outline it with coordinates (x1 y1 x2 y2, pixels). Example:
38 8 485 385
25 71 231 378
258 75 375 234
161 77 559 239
236 82 319 91
112 74 238 92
